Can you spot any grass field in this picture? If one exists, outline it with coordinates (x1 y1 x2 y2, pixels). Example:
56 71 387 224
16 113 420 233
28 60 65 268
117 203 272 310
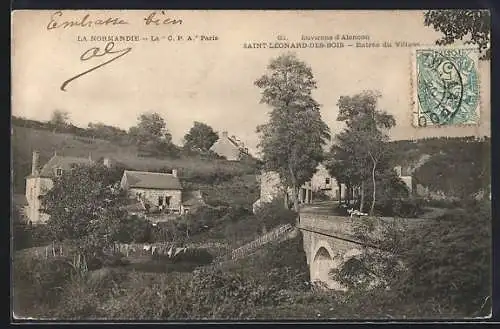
11 126 258 194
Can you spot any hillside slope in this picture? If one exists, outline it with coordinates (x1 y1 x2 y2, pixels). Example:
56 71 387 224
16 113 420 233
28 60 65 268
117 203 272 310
390 136 491 198
11 126 259 199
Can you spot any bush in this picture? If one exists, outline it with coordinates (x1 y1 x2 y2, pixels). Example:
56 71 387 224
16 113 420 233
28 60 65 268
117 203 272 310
115 216 152 243
375 198 425 218
13 256 75 315
331 201 492 318
255 199 297 230
396 201 491 316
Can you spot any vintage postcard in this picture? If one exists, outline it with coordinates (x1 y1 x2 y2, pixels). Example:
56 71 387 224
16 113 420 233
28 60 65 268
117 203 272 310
11 10 491 321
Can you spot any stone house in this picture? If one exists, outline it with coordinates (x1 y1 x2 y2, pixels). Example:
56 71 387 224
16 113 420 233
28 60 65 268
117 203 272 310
309 163 347 201
394 165 413 193
25 151 95 223
209 131 249 161
252 164 347 213
120 170 183 213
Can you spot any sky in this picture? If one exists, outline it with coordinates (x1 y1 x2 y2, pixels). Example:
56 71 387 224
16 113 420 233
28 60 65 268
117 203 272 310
12 10 490 156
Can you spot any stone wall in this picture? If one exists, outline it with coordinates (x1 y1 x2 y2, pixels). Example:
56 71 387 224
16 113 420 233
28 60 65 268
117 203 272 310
129 188 182 211
25 177 53 223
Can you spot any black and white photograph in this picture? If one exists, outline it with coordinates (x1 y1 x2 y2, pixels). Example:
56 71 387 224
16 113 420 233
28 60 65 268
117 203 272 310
11 9 491 320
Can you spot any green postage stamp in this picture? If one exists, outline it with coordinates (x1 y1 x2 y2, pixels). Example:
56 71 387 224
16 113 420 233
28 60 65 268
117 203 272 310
412 47 480 127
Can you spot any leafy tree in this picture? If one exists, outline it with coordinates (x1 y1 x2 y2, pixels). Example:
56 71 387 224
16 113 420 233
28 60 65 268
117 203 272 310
255 53 331 211
330 91 396 215
49 110 70 132
87 122 128 141
40 164 128 256
129 112 171 144
129 112 177 157
424 9 491 60
183 121 219 152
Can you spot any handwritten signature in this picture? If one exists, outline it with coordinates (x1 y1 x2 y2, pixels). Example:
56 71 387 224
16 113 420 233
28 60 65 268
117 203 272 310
47 11 128 30
60 42 132 92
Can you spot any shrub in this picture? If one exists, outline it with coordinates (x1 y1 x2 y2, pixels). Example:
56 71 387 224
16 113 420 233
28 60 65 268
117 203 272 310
29 224 54 247
115 215 152 243
255 199 297 230
331 201 492 318
395 201 492 316
13 256 75 316
375 198 425 218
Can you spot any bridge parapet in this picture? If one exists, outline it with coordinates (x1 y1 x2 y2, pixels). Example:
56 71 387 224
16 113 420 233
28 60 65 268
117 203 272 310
298 203 401 290
299 212 355 237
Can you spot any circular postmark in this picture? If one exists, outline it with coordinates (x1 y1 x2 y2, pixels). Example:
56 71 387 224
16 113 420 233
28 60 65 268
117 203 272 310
416 49 479 126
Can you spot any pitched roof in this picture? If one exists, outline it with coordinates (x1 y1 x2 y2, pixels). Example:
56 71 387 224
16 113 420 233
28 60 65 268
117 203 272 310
38 155 94 177
123 170 182 190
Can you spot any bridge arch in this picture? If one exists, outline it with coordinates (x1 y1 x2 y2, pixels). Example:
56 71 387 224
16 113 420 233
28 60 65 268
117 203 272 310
310 240 344 290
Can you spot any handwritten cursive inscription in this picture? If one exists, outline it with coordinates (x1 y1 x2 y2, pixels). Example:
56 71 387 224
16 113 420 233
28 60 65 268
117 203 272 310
47 11 128 30
60 42 132 92
144 10 183 25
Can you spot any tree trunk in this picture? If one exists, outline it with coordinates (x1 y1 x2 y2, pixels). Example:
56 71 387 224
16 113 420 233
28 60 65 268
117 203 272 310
337 181 342 204
283 190 289 209
369 160 378 216
359 181 365 213
288 163 300 213
292 186 299 212
346 184 351 205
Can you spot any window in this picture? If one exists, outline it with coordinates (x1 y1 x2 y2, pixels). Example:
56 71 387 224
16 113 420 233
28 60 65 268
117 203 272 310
325 178 330 185
55 168 63 177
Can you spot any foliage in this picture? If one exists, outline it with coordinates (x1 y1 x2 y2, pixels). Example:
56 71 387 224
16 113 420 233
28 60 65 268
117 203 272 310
13 256 75 315
41 164 129 257
255 53 330 211
375 198 424 218
49 110 71 132
331 217 408 291
12 208 32 250
183 121 219 152
128 112 179 157
412 139 490 199
115 215 153 244
11 124 257 195
328 90 396 215
424 10 491 60
331 201 492 317
87 122 129 143
396 201 492 316
255 199 297 230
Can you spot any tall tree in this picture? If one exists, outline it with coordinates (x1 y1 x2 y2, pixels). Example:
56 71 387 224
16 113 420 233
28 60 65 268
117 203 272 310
129 112 171 144
183 121 219 152
129 112 176 157
424 9 491 60
255 53 331 212
40 164 128 256
49 110 70 132
331 91 395 215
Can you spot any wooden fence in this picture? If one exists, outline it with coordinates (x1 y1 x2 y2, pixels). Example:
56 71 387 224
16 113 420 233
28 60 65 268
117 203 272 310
230 223 294 260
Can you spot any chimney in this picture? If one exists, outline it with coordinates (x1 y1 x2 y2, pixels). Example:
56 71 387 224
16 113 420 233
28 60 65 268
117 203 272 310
222 131 228 138
172 169 178 177
103 158 111 168
31 151 39 176
394 166 402 177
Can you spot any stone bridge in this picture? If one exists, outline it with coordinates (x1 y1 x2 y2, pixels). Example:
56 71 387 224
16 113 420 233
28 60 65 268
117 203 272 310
297 202 425 291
